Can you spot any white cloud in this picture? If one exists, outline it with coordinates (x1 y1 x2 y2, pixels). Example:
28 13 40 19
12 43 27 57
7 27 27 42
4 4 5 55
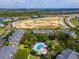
0 0 26 3
44 0 56 4
17 0 26 3
65 0 79 3
0 0 26 6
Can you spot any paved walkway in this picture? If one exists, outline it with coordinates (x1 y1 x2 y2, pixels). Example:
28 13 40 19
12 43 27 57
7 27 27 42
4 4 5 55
27 54 30 59
65 17 79 32
59 17 69 28
66 17 76 28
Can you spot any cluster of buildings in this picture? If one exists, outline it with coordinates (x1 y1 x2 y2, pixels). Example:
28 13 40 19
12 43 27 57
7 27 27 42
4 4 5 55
0 17 19 27
0 17 19 21
59 29 77 38
0 45 18 59
0 29 25 59
0 17 11 27
0 23 5 27
73 16 79 20
0 16 79 59
56 49 79 59
9 29 25 45
0 17 11 21
32 29 54 36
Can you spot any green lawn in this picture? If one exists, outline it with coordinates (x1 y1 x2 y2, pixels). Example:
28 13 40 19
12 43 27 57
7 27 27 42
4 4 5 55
5 29 14 38
71 19 79 28
1 21 11 25
0 27 5 34
29 55 39 59
14 48 30 59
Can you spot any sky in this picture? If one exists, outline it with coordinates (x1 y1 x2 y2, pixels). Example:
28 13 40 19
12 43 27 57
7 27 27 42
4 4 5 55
0 0 79 8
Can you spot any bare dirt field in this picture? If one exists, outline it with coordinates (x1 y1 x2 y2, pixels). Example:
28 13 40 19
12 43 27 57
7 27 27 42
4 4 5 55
12 17 61 29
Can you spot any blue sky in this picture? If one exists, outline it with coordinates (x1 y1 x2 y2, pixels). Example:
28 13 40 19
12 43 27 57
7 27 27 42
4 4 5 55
0 0 79 8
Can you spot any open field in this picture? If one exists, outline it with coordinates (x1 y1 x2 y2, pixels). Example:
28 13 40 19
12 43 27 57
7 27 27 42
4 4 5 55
12 17 60 29
71 19 79 28
0 27 5 34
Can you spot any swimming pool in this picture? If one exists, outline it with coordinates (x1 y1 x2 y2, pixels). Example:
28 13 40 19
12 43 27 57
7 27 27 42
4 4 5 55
33 42 47 54
36 43 43 50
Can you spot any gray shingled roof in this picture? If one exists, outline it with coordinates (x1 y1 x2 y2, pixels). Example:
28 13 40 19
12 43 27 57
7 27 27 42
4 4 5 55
0 45 18 59
56 49 79 59
32 30 54 35
9 30 25 44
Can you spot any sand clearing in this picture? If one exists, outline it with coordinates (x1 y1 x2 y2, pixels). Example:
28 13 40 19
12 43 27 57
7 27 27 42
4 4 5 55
12 17 61 29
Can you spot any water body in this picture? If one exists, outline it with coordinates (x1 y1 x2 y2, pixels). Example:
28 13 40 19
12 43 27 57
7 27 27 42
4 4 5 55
37 44 43 50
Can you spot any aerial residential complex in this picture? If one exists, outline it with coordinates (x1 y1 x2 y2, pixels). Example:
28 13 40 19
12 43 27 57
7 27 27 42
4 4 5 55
0 9 79 59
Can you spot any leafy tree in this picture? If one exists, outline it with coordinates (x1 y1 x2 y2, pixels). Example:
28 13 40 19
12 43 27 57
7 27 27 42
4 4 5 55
4 41 10 46
14 48 30 59
34 33 49 42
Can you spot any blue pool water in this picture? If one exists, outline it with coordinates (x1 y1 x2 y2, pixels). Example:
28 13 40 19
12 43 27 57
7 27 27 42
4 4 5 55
37 44 43 50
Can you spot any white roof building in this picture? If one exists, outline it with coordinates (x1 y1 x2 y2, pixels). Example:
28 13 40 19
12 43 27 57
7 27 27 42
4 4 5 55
0 23 5 27
0 18 11 21
13 17 19 20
